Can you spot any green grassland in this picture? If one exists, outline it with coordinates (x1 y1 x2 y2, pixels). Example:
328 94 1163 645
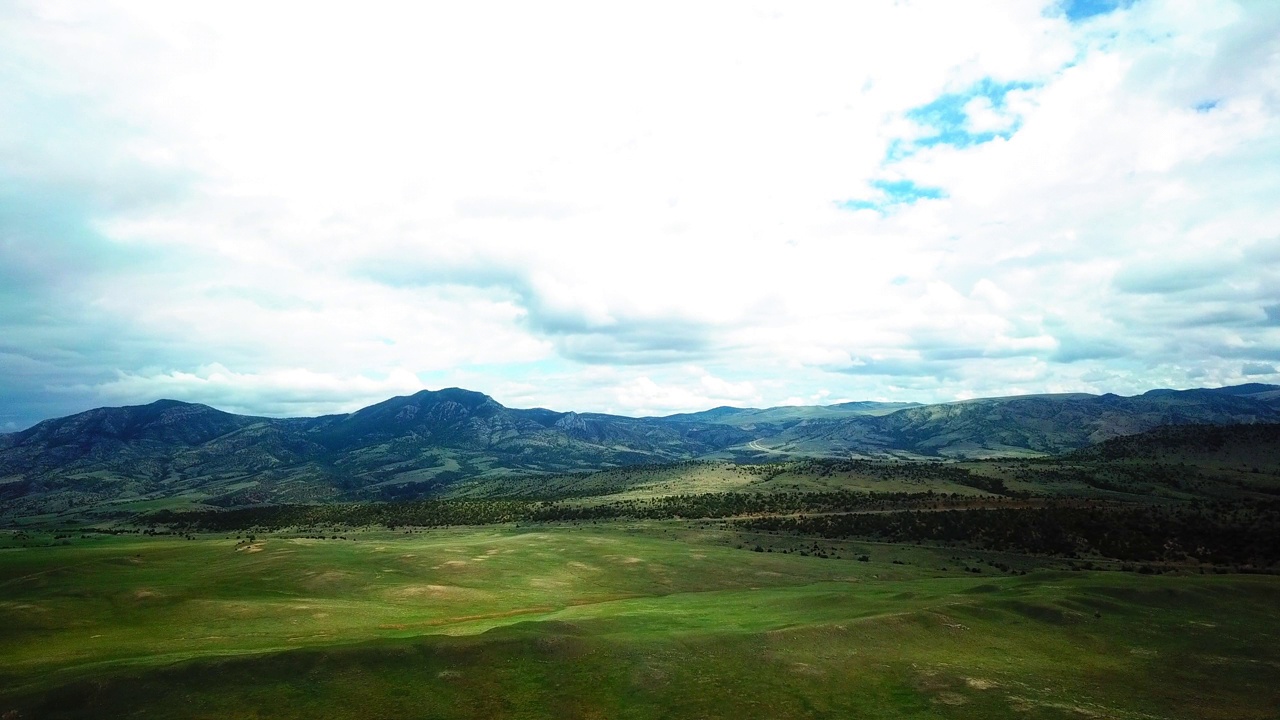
2 523 1278 719
5 427 1280 718
443 460 1024 502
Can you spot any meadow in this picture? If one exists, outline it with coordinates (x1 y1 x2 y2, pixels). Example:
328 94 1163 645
2 520 1277 719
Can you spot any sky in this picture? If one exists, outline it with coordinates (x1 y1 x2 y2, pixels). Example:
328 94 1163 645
2 0 1279 430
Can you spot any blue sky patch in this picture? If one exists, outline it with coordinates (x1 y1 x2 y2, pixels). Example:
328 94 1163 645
874 179 945 203
1061 0 1132 22
837 198 881 212
892 78 1035 158
838 179 947 213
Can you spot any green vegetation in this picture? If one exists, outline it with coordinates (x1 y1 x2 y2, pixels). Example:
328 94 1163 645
5 388 1279 524
136 488 959 531
3 527 1278 719
739 504 1280 567
4 423 1280 717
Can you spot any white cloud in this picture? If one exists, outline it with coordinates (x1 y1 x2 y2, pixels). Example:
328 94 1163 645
2 0 1278 427
89 364 429 417
609 367 759 416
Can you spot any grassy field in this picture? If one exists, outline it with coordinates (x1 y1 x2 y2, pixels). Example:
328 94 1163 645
2 523 1277 719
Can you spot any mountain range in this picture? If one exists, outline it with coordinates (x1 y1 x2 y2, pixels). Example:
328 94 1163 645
2 383 1278 517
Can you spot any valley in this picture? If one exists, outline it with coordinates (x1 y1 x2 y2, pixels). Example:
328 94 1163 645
9 2 1278 717
2 394 1279 718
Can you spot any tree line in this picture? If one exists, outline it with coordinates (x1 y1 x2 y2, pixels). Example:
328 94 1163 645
736 502 1280 567
140 489 990 531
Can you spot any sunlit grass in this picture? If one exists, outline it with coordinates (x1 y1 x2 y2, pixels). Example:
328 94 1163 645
2 526 1277 719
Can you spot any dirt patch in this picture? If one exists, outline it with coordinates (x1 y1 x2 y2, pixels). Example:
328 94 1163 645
1007 696 1106 717
567 561 598 571
1008 696 1036 712
631 666 669 690
530 577 568 589
934 692 968 706
235 543 264 553
441 559 468 567
1 602 47 613
389 584 483 600
913 669 948 692
132 589 161 601
965 677 997 690
304 571 351 589
790 662 826 677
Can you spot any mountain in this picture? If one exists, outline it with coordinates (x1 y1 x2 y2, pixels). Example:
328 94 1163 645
0 388 753 517
0 400 266 479
761 386 1280 459
2 384 1278 518
658 400 922 428
1066 421 1280 472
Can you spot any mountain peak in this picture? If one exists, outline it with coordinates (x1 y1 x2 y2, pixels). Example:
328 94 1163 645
410 387 499 407
143 398 217 413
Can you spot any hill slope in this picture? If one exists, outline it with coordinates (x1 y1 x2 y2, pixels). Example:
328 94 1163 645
760 386 1280 459
0 389 751 515
1 384 1277 517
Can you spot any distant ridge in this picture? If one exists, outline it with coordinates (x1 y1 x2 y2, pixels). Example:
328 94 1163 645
1 383 1277 516
656 400 922 425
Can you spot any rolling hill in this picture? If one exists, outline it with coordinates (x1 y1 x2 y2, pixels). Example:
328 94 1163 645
1 384 1278 517
0 389 752 515
753 386 1280 459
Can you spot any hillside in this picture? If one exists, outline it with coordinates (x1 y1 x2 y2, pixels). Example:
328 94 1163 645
1 384 1277 519
0 389 750 517
658 400 923 427
1067 421 1280 472
758 386 1280 459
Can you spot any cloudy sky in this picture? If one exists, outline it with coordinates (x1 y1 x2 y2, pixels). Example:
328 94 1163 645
2 0 1278 430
